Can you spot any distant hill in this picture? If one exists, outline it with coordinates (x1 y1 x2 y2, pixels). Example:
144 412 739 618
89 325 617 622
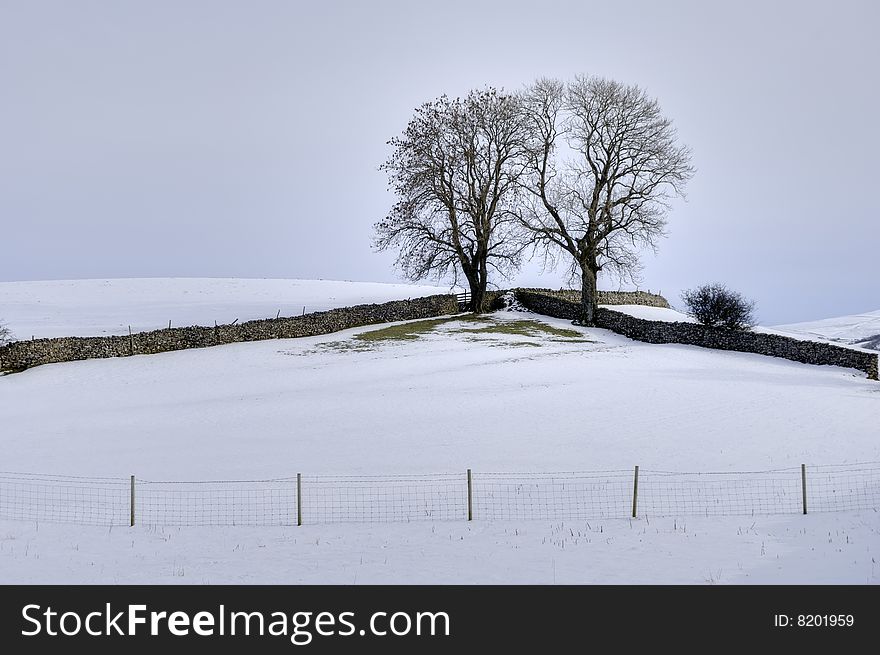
0 278 458 339
774 310 880 351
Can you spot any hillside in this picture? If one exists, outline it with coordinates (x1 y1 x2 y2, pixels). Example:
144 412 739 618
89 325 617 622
2 307 876 477
0 280 877 583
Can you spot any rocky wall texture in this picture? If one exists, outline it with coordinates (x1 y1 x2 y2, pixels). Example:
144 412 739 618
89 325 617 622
514 290 879 380
516 288 670 308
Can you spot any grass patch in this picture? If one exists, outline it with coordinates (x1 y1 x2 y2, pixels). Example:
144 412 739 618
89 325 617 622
452 319 583 339
294 315 591 357
312 341 373 354
335 314 591 351
353 317 455 342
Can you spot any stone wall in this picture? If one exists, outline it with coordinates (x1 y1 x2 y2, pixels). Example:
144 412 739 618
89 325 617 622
517 288 670 308
483 290 509 311
598 290 670 308
0 294 460 373
514 290 879 380
7 286 874 381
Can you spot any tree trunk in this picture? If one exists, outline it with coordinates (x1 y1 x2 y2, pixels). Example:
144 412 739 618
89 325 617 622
466 255 489 313
579 265 598 326
469 279 485 314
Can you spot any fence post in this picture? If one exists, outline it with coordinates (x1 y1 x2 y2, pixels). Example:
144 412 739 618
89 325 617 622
130 475 135 527
801 464 807 515
467 469 473 521
631 465 639 518
297 473 302 526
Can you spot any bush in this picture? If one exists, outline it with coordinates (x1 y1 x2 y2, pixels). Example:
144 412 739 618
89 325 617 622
681 283 756 330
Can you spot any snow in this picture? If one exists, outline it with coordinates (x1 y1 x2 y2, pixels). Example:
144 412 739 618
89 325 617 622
774 310 880 351
601 304 694 322
0 278 458 339
1 512 875 584
1 311 877 478
0 279 877 584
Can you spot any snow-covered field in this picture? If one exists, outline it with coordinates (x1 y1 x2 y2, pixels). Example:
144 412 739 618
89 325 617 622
2 512 875 584
0 279 878 584
601 303 695 322
0 278 457 339
2 310 877 477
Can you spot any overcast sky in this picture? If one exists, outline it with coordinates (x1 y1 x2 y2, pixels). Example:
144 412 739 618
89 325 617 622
1 0 877 324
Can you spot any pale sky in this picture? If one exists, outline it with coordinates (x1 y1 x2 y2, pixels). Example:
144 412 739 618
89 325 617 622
1 0 877 324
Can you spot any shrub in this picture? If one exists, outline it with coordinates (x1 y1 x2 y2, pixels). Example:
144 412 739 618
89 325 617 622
681 284 756 330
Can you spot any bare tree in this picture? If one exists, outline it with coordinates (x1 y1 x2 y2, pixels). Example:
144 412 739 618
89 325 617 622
519 76 694 325
375 89 532 312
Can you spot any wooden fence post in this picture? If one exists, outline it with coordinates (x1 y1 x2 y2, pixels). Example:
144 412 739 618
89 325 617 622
632 465 639 518
467 469 473 521
297 473 302 526
801 464 807 515
130 475 135 527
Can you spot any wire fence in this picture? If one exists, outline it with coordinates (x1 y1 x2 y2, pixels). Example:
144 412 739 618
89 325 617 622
0 463 878 527
0 472 130 526
137 478 297 527
472 471 633 520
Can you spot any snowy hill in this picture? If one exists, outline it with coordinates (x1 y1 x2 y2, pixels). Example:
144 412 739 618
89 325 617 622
0 280 877 584
774 310 880 351
1 309 876 478
0 278 458 339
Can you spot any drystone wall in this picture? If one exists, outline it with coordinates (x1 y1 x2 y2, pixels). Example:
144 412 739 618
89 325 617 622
514 290 879 380
526 288 670 308
0 294 460 373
